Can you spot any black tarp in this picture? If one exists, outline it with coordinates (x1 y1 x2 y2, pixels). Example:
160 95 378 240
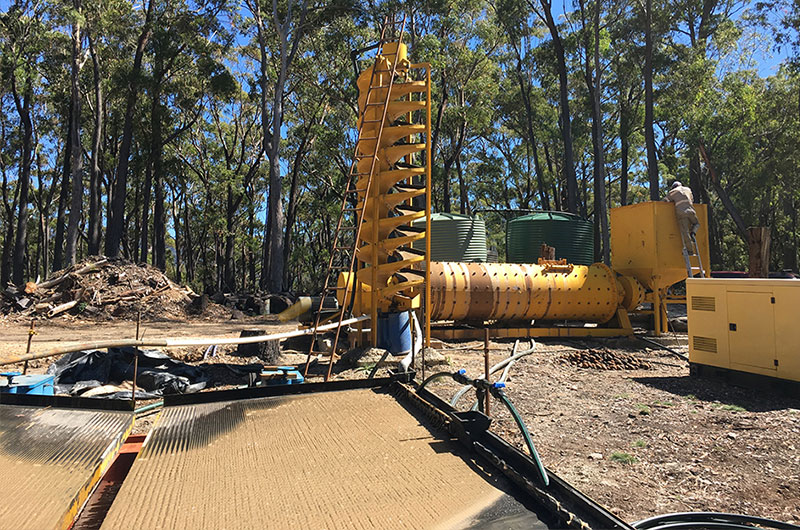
47 347 262 398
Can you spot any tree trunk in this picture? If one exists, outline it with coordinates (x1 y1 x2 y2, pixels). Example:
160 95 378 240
512 43 549 210
262 1 308 293
591 0 609 264
139 161 152 263
283 122 314 290
11 81 33 285
152 128 166 269
183 191 194 282
619 92 629 206
254 4 271 291
65 9 83 266
149 64 167 271
223 184 236 291
170 184 182 284
87 31 103 256
456 154 468 215
105 0 153 258
442 158 453 213
540 1 578 213
1 195 15 286
644 0 659 200
53 111 71 271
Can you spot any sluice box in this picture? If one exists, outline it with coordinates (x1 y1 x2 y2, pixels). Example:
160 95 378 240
687 278 800 385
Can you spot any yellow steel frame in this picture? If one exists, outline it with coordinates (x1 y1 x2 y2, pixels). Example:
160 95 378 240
429 308 634 341
416 62 432 349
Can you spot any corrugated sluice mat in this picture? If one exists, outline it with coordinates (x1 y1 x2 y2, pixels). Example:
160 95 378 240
0 404 133 530
101 388 549 529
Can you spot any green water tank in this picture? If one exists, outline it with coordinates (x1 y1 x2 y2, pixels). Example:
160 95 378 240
412 213 487 262
506 212 594 265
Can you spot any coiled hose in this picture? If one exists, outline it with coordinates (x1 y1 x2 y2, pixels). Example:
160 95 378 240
418 369 549 486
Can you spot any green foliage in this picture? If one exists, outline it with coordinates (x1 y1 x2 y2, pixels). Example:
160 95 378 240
610 451 638 464
1 0 799 292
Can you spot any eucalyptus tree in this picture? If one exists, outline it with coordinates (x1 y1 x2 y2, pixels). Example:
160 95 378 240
0 0 49 285
495 0 552 210
244 0 308 293
105 0 153 259
140 0 232 271
527 0 579 213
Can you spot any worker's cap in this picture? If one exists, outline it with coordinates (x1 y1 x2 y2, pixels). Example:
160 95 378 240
671 181 682 189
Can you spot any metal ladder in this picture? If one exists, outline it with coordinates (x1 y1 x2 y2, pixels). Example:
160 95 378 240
682 234 706 278
303 15 409 381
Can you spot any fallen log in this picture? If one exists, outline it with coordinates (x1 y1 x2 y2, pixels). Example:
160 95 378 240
48 300 78 318
34 259 109 292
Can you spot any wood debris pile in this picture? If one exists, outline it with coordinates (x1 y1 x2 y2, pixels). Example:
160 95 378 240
1 258 229 320
560 349 651 370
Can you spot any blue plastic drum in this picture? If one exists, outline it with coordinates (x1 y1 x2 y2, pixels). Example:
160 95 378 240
378 312 412 356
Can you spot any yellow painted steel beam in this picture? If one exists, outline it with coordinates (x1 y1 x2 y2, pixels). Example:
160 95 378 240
431 326 634 341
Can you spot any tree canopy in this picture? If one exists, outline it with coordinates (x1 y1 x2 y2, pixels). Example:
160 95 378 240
1 0 799 294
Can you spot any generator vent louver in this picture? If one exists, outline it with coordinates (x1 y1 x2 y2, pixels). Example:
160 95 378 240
691 296 716 312
693 336 718 353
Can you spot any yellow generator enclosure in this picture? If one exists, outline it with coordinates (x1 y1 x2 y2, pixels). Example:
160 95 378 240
687 278 800 384
611 202 710 292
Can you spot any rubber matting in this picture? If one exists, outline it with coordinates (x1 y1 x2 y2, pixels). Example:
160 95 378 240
0 404 133 530
101 388 546 529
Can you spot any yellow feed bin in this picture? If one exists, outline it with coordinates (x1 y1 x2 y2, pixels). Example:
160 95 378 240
611 202 710 335
687 278 800 387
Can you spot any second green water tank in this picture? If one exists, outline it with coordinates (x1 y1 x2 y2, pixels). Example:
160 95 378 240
506 212 594 265
412 213 487 262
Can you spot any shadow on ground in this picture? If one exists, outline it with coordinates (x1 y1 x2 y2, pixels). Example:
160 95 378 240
633 374 800 412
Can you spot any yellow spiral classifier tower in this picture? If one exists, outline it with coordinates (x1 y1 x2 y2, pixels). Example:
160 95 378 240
353 41 432 345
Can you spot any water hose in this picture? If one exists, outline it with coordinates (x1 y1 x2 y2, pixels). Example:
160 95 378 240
418 371 457 392
633 512 800 530
417 369 549 486
493 386 549 486
134 401 163 415
450 343 536 409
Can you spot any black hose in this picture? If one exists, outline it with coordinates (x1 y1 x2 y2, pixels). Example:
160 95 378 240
636 335 688 360
633 512 800 530
417 370 549 486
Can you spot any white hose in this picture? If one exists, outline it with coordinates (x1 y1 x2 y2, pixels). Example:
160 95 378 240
449 340 536 408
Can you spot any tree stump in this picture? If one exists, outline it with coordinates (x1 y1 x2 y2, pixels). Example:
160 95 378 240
237 328 280 364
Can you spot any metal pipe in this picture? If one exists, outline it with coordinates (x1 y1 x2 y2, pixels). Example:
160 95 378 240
483 328 490 417
134 401 163 415
0 315 371 367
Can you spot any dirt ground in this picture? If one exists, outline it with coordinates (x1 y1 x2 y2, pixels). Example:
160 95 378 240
1 316 798 524
422 337 800 524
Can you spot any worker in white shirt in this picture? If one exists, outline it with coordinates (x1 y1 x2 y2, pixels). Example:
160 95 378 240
665 181 699 254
